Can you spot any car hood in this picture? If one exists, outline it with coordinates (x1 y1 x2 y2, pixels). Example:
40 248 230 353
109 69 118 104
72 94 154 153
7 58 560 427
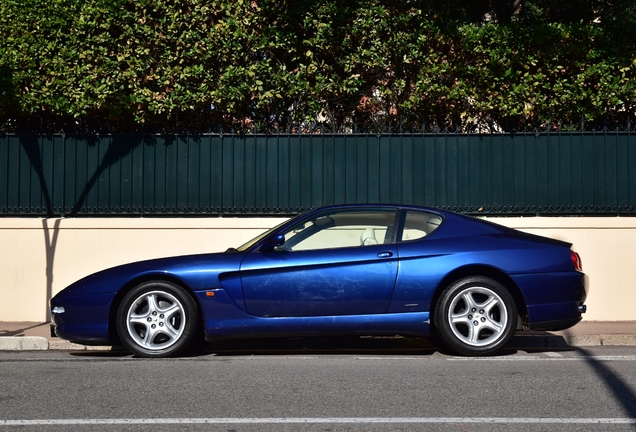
54 252 245 297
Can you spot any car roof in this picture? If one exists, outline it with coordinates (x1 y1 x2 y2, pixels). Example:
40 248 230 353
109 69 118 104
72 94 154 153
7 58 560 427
311 203 445 214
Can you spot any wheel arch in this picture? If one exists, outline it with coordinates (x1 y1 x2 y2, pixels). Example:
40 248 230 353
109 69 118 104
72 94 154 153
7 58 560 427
107 274 204 345
430 265 528 331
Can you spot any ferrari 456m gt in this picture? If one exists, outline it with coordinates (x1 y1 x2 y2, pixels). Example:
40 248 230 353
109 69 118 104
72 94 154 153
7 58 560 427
51 204 587 357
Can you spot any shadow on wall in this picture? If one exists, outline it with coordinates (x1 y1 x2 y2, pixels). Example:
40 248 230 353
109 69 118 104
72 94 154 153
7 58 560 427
42 218 60 321
20 136 145 321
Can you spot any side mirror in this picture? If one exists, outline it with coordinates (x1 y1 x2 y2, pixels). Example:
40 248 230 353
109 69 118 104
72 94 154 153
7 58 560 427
260 233 285 252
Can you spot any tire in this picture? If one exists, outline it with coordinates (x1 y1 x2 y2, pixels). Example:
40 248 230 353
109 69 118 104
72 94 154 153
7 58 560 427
116 281 199 358
434 276 517 356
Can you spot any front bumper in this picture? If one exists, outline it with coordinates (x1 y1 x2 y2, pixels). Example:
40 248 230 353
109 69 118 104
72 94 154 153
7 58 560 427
50 292 114 345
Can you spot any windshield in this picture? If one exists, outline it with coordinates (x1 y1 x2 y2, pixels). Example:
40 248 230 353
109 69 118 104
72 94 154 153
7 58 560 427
234 217 294 252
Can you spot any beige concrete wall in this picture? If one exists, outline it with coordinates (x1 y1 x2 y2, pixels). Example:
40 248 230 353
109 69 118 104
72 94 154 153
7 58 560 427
0 216 633 322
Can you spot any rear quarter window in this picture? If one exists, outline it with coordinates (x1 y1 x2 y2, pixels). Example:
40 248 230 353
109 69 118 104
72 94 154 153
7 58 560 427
400 210 443 242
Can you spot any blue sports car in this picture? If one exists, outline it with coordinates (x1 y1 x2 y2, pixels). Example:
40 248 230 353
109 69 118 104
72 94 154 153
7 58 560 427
50 204 587 357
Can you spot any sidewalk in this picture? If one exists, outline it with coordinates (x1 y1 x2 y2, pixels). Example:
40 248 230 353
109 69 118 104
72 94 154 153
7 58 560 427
1 321 635 352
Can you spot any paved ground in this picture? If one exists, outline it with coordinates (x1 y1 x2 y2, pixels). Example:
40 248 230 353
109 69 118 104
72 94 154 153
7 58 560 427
3 346 636 431
1 321 635 352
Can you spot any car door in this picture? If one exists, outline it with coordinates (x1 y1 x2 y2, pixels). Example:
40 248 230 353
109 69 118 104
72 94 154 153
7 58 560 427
239 208 399 317
389 209 446 313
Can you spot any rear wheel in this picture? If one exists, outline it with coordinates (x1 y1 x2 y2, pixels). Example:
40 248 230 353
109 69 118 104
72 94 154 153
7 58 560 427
117 281 199 358
434 276 517 356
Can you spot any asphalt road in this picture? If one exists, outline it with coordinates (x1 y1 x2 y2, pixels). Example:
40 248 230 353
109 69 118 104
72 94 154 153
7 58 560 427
1 346 636 431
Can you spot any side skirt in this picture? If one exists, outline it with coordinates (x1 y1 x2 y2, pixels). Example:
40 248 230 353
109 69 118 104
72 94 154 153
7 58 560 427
195 290 430 342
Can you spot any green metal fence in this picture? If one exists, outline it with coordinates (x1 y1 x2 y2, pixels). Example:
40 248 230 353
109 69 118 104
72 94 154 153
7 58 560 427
1 131 635 216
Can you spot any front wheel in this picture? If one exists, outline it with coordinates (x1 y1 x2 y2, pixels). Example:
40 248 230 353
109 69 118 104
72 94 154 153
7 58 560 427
117 281 199 358
434 277 517 356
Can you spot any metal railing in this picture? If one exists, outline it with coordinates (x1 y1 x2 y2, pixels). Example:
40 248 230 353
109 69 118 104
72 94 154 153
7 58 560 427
1 127 635 216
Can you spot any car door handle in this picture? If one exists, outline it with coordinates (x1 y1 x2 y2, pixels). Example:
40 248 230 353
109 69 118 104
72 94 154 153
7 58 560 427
377 251 393 258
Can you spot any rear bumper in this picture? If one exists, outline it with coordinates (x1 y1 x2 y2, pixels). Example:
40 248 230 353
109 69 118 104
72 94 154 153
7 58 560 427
512 271 587 328
527 316 582 331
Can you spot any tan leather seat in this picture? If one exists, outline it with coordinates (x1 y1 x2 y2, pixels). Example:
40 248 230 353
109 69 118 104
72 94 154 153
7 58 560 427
360 228 378 245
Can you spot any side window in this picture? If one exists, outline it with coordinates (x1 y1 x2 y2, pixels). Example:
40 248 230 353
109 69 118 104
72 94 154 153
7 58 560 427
399 210 443 242
280 210 397 251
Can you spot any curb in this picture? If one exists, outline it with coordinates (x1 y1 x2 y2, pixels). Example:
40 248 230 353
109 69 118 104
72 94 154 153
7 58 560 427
48 340 112 351
1 334 636 352
601 334 636 346
0 336 49 351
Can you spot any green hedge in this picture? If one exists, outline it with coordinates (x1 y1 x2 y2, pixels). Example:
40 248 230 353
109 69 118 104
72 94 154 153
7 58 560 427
1 0 635 131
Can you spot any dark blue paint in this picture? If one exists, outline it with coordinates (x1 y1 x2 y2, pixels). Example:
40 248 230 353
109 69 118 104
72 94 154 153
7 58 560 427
240 244 398 317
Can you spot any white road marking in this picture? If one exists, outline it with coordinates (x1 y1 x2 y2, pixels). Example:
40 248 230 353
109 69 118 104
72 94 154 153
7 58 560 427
2 417 636 426
355 357 430 360
448 356 541 361
354 355 636 361
448 355 636 361
571 356 636 361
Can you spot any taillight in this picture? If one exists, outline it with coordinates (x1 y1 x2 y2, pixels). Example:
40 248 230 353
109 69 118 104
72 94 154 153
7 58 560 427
571 250 582 272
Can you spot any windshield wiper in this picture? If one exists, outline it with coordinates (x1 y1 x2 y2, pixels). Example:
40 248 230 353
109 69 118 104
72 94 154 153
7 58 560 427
225 247 239 253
